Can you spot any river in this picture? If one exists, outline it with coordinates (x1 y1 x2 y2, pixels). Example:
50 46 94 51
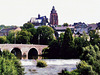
21 59 80 75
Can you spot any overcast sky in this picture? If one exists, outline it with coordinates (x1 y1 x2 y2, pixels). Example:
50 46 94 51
0 0 100 26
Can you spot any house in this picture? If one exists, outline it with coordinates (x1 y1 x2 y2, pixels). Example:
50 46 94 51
74 23 98 35
87 24 98 31
0 27 21 36
74 22 88 34
52 25 74 39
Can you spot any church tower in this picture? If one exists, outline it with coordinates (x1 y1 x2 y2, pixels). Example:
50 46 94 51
50 6 58 25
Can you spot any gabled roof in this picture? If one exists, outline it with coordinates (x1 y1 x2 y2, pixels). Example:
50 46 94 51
88 24 97 30
0 27 18 33
54 26 74 31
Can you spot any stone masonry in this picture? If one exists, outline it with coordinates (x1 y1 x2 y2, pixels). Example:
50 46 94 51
0 44 48 59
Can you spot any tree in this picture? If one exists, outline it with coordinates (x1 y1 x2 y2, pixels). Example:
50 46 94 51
27 28 38 44
58 33 64 46
74 37 84 58
21 23 34 29
0 36 7 44
89 30 99 45
37 25 54 45
63 23 69 26
48 40 60 58
77 61 96 75
0 50 24 75
93 60 100 74
61 61 96 75
7 30 19 44
62 28 74 48
16 30 32 44
80 45 97 65
82 31 88 41
62 28 74 58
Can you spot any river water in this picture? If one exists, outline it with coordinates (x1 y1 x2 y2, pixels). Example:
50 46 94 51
21 59 80 75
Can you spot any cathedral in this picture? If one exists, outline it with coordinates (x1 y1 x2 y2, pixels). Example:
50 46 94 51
29 6 58 26
50 6 58 25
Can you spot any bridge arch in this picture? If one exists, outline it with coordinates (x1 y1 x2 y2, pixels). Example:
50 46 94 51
28 48 38 59
11 47 22 59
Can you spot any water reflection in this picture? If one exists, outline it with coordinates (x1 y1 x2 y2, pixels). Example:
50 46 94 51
22 55 42 60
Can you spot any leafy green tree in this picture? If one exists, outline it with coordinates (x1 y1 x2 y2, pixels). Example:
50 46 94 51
7 30 19 44
42 47 49 56
61 61 97 75
21 23 34 29
62 28 74 48
7 30 15 43
89 30 99 45
74 36 90 58
61 44 100 75
16 30 32 44
77 61 97 75
93 60 100 74
80 45 100 74
74 37 84 58
82 31 88 41
37 25 54 45
27 28 38 44
80 45 96 65
48 40 60 58
63 23 69 26
0 25 5 30
0 50 24 75
62 28 74 58
58 33 64 46
0 36 7 44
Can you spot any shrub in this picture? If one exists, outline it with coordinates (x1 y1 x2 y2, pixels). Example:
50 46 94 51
77 61 97 75
42 47 49 55
36 60 47 67
59 69 80 75
0 50 24 75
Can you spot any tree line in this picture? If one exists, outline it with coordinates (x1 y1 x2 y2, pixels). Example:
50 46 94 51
1 23 100 74
42 27 100 59
0 23 55 45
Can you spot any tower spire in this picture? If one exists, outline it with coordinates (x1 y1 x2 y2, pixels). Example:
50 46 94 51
52 6 55 10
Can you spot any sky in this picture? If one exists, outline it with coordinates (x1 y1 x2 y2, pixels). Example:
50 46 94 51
0 0 100 26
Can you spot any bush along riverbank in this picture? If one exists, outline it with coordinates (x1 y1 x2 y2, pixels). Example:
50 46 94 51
0 50 25 75
36 60 47 67
60 45 100 75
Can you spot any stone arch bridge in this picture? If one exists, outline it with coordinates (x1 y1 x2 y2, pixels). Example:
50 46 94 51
0 44 48 59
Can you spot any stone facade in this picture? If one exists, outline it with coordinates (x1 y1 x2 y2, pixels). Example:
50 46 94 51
0 44 48 59
50 6 58 25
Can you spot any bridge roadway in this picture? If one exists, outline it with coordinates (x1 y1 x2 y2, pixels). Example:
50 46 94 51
0 44 48 59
